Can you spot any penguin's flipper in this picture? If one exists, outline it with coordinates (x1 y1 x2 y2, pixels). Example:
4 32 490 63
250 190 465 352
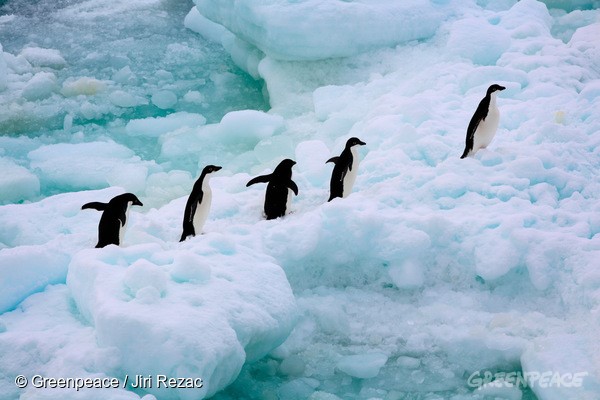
246 174 271 187
82 201 107 211
180 223 195 242
180 198 199 241
326 156 340 164
118 207 127 227
460 139 473 159
461 116 481 159
461 96 490 159
288 180 299 196
461 119 478 159
183 199 199 225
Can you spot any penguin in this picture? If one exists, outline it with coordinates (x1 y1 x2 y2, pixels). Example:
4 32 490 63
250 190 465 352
460 84 506 159
82 193 143 248
180 164 222 242
246 159 298 220
326 137 366 201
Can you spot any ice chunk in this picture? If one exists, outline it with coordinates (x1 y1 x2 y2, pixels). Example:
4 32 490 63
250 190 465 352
0 245 70 313
170 252 211 284
388 260 424 289
294 140 331 188
112 66 138 85
336 352 388 379
475 380 523 400
308 392 342 400
253 135 295 164
109 90 149 108
185 7 232 45
160 110 284 170
0 157 40 204
0 285 150 400
126 112 207 138
151 90 178 110
62 77 107 96
500 0 553 37
183 90 205 105
446 18 511 65
28 141 146 191
21 72 58 101
19 47 67 69
67 240 297 399
123 259 168 300
193 0 452 60
521 334 600 400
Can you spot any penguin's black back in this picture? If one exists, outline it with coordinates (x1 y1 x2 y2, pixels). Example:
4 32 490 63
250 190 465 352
82 193 142 248
247 159 298 220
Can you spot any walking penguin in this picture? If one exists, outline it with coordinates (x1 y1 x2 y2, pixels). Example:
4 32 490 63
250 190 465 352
246 159 298 219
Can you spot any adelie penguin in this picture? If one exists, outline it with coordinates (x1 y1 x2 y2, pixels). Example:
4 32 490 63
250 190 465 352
460 84 506 159
246 159 298 220
326 137 366 201
82 193 143 248
180 164 222 242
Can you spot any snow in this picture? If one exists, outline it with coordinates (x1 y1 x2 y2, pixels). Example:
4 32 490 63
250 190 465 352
1 0 600 399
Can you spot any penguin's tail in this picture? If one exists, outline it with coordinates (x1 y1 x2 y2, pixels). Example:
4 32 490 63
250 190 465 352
460 148 470 159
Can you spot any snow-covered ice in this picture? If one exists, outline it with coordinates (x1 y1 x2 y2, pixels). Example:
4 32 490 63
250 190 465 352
1 0 600 399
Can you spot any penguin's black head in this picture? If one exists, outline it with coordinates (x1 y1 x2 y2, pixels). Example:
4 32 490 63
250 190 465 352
274 158 296 173
203 165 222 174
346 137 367 148
278 159 296 168
114 193 143 207
487 84 506 95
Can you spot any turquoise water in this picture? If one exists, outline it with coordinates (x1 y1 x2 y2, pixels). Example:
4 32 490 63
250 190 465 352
0 0 267 183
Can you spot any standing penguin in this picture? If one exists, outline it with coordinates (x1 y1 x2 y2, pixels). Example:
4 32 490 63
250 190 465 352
180 164 222 242
326 137 366 201
460 84 506 159
82 193 143 248
246 159 298 220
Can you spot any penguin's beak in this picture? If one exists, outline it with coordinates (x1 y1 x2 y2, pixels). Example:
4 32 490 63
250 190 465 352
358 140 366 146
498 85 506 91
214 166 222 172
134 199 143 206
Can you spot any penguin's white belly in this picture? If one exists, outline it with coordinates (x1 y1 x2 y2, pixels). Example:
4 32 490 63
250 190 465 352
473 107 499 152
342 148 359 198
193 189 212 233
119 205 131 246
